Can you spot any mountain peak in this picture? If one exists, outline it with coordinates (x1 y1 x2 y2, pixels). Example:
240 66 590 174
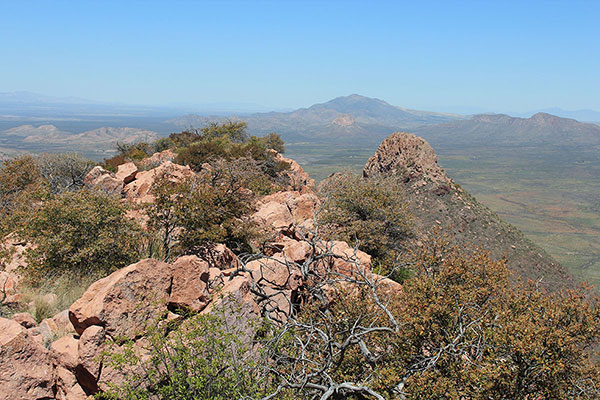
322 94 389 107
363 132 450 185
530 112 571 123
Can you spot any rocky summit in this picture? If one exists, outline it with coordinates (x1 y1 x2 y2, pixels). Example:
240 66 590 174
362 132 573 290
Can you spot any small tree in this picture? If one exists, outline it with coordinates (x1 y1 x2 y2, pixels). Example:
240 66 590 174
0 155 48 236
173 159 259 256
145 169 181 261
262 132 285 153
201 120 249 143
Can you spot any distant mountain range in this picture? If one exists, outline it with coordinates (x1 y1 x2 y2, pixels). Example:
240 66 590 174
412 112 600 150
169 95 600 145
2 92 600 158
515 108 600 122
168 94 465 143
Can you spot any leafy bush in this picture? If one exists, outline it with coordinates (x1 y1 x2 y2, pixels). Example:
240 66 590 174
0 155 44 212
318 172 413 274
200 120 249 143
151 137 175 152
260 238 600 399
0 156 49 236
262 132 285 153
101 300 277 400
173 159 260 255
145 158 263 259
394 241 600 399
19 189 144 284
174 134 289 178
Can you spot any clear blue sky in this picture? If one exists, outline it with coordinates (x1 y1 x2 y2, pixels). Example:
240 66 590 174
0 0 598 112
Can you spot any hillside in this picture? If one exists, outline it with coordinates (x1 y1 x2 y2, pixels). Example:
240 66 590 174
281 112 600 287
361 132 574 290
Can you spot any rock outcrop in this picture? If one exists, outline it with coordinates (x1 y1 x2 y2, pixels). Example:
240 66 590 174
363 132 450 186
0 329 55 400
253 190 320 236
271 151 316 192
2 149 383 398
361 132 574 291
84 166 123 196
138 149 176 169
115 162 138 184
123 161 194 204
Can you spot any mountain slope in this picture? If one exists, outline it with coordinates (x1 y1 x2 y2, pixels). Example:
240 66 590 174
362 132 575 291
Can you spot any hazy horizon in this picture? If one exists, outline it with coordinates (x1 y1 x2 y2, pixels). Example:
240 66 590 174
3 90 600 120
1 1 598 113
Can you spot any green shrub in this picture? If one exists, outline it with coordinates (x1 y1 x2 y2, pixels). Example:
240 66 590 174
101 300 277 400
144 158 262 260
0 156 49 236
201 120 248 143
152 137 175 153
20 189 144 284
318 172 413 272
172 159 260 255
262 132 285 153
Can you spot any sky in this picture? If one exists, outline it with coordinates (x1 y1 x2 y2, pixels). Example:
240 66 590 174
0 0 598 113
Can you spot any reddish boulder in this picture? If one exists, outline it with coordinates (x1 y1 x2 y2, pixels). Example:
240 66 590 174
169 255 211 313
115 162 138 184
316 241 372 276
12 312 37 328
203 243 240 269
253 200 293 231
69 258 173 337
246 256 302 291
0 331 54 400
55 365 87 400
254 191 320 235
50 334 79 371
0 317 26 345
124 161 194 204
138 149 176 169
271 151 316 192
280 239 312 263
84 166 123 196
75 325 105 394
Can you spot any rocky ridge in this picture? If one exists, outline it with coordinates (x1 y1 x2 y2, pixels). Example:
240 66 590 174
0 132 575 398
0 146 363 399
362 132 574 290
